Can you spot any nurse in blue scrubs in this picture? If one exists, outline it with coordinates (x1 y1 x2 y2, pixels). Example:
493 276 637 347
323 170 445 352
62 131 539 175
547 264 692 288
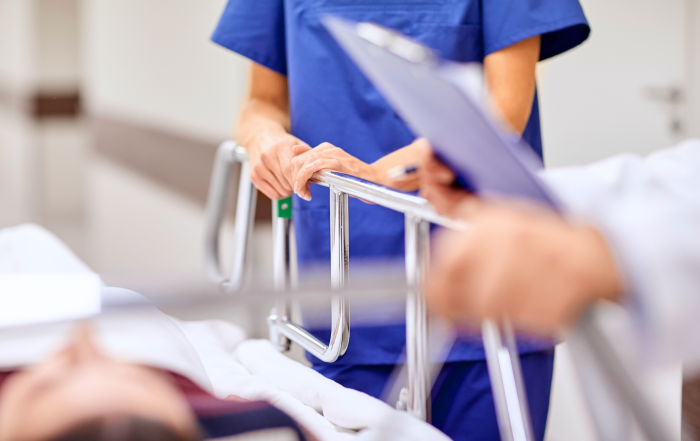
212 2 589 440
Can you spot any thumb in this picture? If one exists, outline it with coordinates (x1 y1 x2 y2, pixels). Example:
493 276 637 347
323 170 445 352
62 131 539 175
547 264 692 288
292 144 312 156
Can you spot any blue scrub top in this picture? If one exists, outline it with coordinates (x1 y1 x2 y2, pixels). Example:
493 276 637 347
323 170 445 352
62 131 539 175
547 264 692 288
213 0 589 366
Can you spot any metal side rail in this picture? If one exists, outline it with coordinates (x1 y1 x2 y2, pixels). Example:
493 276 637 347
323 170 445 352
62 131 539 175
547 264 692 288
268 185 351 363
204 142 536 438
204 141 257 292
281 169 536 436
204 142 350 364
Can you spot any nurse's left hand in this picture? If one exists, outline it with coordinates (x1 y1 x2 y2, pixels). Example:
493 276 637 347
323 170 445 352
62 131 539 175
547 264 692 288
290 142 379 201
425 199 624 336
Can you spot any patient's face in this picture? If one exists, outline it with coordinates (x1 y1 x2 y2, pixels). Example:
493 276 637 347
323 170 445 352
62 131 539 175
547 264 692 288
0 326 196 441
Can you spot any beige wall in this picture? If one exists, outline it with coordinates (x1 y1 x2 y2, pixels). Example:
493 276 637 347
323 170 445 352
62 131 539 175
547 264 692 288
81 0 249 142
36 0 81 92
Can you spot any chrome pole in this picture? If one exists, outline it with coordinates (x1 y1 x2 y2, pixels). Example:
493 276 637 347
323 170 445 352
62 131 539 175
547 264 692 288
265 187 351 362
482 320 534 441
405 215 431 422
329 186 351 356
271 199 292 351
204 141 256 292
227 153 257 292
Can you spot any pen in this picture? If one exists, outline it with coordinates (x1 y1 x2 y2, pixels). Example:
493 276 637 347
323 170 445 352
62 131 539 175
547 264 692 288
387 164 419 180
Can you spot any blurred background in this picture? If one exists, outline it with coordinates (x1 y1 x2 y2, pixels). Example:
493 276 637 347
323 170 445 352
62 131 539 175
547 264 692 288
0 0 699 438
2 0 698 281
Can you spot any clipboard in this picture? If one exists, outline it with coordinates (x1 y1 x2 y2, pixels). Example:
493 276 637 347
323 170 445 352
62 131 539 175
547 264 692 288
322 16 561 209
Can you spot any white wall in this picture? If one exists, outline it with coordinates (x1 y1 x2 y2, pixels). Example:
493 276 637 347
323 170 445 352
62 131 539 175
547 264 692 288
539 0 687 167
87 157 219 273
0 108 38 226
0 0 36 93
77 0 258 274
81 0 249 142
0 0 38 228
85 157 274 303
0 0 84 231
686 0 700 137
39 118 89 219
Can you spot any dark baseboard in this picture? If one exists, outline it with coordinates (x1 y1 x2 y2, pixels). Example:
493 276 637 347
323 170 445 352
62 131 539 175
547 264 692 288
0 86 82 118
32 92 81 118
684 376 700 439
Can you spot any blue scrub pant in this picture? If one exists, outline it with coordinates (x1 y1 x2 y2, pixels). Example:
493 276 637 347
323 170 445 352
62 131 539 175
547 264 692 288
314 349 555 441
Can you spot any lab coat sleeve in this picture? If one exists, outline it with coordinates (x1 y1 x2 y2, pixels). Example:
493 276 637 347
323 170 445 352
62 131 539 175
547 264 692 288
538 140 700 369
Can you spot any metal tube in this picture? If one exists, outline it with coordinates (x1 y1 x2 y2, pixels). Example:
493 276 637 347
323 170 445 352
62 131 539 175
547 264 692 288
271 200 292 351
329 186 351 356
204 142 236 287
227 153 257 292
313 170 463 230
405 215 431 422
204 142 256 292
266 187 350 362
330 187 350 289
482 320 533 441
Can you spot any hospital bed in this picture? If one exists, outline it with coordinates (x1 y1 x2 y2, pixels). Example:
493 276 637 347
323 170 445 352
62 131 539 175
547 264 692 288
204 141 686 441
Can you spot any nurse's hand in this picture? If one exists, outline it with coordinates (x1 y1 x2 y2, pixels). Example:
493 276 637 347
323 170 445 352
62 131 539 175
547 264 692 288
425 199 624 336
417 146 473 219
246 130 309 200
290 142 379 201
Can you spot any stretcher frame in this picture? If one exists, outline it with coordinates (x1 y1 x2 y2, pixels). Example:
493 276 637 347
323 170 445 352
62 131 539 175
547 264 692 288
204 141 683 441
205 140 536 440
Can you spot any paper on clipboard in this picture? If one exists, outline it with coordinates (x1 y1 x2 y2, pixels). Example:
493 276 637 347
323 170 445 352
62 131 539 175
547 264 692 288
322 16 561 209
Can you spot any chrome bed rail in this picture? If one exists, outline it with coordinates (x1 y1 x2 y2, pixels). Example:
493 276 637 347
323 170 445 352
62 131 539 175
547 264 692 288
204 141 257 292
204 141 535 440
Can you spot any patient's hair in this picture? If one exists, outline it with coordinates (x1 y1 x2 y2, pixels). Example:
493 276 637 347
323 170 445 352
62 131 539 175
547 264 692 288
46 416 202 441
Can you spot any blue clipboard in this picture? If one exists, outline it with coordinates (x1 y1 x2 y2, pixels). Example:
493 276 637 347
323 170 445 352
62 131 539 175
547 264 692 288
323 16 561 209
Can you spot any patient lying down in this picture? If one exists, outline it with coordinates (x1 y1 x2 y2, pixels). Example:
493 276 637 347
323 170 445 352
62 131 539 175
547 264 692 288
0 325 309 441
0 225 452 441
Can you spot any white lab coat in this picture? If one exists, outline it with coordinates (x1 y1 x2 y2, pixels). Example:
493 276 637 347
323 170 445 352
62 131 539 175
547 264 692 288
538 139 700 371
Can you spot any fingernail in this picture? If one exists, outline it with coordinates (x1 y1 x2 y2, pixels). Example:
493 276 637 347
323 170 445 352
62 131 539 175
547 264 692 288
302 193 311 201
303 161 316 171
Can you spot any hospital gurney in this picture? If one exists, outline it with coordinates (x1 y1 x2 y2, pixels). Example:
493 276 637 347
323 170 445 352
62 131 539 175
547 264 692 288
204 141 536 441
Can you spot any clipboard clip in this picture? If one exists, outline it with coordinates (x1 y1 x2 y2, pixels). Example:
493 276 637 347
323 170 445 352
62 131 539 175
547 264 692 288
356 22 436 66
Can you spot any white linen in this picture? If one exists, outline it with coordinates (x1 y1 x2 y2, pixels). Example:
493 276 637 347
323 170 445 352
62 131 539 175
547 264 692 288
539 139 700 370
0 224 93 273
0 273 101 327
172 319 353 441
0 286 213 392
235 340 451 441
236 340 393 430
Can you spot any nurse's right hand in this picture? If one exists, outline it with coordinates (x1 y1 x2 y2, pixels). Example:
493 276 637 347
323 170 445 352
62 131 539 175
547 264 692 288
245 129 310 200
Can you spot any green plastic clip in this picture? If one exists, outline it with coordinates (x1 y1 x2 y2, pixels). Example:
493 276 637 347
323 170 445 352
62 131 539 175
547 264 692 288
277 197 292 219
